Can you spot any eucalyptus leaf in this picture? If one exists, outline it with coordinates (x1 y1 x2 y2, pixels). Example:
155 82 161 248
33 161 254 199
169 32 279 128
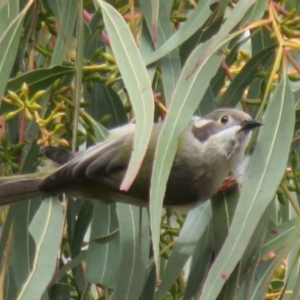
200 70 295 300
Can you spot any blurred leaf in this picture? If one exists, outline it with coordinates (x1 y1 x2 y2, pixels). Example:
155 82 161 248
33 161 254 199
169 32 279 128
12 139 40 289
241 0 268 26
0 66 75 113
295 109 300 131
211 187 239 254
183 225 214 300
84 83 128 129
150 40 223 271
220 46 276 107
260 218 298 258
248 218 300 300
155 202 212 300
239 204 272 299
99 0 155 191
0 0 34 107
200 71 295 299
70 201 93 257
86 203 119 288
144 0 216 65
114 205 150 300
0 0 18 34
54 251 87 283
141 265 156 300
17 198 64 300
151 0 159 44
48 0 78 66
140 0 181 106
150 0 255 270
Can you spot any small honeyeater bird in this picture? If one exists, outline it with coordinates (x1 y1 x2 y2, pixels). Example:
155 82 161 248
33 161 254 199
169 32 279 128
0 108 262 207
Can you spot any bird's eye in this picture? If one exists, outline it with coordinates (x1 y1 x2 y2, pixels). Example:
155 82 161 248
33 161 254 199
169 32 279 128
220 115 229 124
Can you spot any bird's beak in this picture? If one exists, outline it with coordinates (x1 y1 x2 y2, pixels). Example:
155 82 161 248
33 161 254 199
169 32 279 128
241 119 263 131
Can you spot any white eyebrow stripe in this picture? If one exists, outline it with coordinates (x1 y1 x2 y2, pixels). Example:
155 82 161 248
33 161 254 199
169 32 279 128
193 119 213 128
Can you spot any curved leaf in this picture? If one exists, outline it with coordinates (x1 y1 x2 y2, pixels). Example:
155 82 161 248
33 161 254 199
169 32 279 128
17 198 64 300
98 0 154 190
155 202 212 300
0 0 34 106
199 72 295 299
114 204 150 300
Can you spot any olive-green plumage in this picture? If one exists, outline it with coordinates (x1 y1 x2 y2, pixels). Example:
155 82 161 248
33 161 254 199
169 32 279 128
0 109 261 208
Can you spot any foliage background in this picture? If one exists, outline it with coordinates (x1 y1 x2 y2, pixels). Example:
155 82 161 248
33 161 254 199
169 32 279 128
0 0 299 299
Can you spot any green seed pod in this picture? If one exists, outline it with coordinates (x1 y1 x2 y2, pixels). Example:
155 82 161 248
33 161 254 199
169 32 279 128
5 110 21 121
167 228 179 237
281 26 300 38
80 101 90 108
100 115 112 125
29 103 42 111
1 133 8 148
86 81 93 93
291 151 299 169
31 90 47 102
285 16 300 26
256 71 270 79
171 14 187 22
24 108 33 121
46 16 56 25
276 187 286 205
286 183 296 191
102 53 116 64
288 73 300 82
7 91 23 106
47 25 57 36
52 124 65 134
91 48 103 63
245 99 262 105
35 44 52 57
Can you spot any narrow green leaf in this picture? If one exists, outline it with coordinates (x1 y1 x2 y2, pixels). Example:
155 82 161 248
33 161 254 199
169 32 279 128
12 201 37 289
240 205 272 299
0 66 75 114
220 46 276 107
155 203 212 300
72 0 84 149
149 41 223 274
144 0 216 65
86 203 119 288
211 187 239 254
199 74 295 299
0 0 34 107
140 0 181 106
84 83 128 129
70 201 93 257
248 218 300 300
17 198 64 300
98 0 154 190
151 0 159 44
0 0 18 35
218 265 240 300
260 218 298 258
114 205 150 300
49 0 78 66
183 225 214 300
141 265 156 300
53 251 87 284
241 0 268 26
150 0 257 269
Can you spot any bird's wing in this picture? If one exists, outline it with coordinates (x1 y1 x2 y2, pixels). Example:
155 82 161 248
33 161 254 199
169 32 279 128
40 127 135 191
41 146 75 165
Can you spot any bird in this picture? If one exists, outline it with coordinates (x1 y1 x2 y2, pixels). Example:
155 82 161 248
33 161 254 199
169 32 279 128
0 108 262 208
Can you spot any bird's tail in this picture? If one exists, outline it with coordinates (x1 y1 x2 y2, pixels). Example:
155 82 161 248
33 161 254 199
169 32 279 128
0 174 48 205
